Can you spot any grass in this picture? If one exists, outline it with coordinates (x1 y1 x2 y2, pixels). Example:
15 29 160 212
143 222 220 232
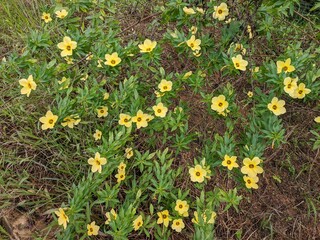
0 0 319 239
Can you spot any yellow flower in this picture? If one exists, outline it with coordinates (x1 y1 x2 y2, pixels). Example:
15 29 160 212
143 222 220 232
55 9 68 19
64 57 73 64
115 170 126 183
39 110 58 130
57 37 77 57
175 199 189 217
222 155 239 170
88 152 107 173
213 3 229 21
196 7 205 14
97 106 108 118
189 26 197 35
158 79 173 92
183 71 193 79
138 39 157 53
19 75 37 97
314 116 320 123
189 164 207 183
183 7 196 15
277 58 295 74
105 209 117 224
234 43 246 55
207 211 217 224
80 73 89 81
193 49 201 57
247 25 253 39
211 95 229 113
132 110 148 129
54 208 69 229
283 77 298 97
267 97 286 116
154 90 165 98
133 215 143 231
125 147 134 159
86 53 93 61
118 162 126 171
243 175 259 189
232 54 248 71
171 219 185 232
192 211 216 225
247 91 253 98
58 77 70 90
41 12 52 23
97 59 103 68
186 35 201 51
61 115 81 128
87 221 99 236
157 210 171 227
293 83 311 99
93 129 102 141
118 114 132 127
103 92 110 100
104 52 121 67
241 157 264 177
152 102 168 118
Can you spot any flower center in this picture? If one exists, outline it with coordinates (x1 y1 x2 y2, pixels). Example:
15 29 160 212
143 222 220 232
100 110 104 113
28 83 32 88
163 215 167 219
120 174 124 178
236 63 240 67
218 9 223 14
176 222 180 226
298 90 303 94
137 117 142 122
227 160 231 164
249 164 254 168
179 204 183 209
95 159 101 165
157 109 161 113
163 86 168 90
287 84 291 88
283 66 288 71
124 118 128 122
45 16 48 19
137 222 141 226
247 179 251 184
272 105 277 110
49 119 54 124
111 60 116 64
196 171 201 176
89 227 93 232
190 43 194 48
218 102 223 107
146 48 151 51
66 45 71 51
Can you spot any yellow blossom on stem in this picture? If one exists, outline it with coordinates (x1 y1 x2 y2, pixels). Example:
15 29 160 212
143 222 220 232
61 115 81 128
175 199 189 217
192 211 217 225
294 83 311 99
41 12 52 23
283 77 298 97
93 129 102 141
211 95 229 113
133 215 143 231
213 3 229 21
157 210 171 227
87 221 99 236
171 219 185 232
183 7 196 15
158 79 173 92
183 71 193 79
57 36 77 57
103 92 110 100
189 26 197 34
267 97 286 116
196 7 205 14
19 74 37 97
314 116 320 123
232 54 248 71
138 39 157 53
277 58 295 74
243 175 259 189
97 106 108 118
55 9 68 19
222 155 239 170
189 164 207 183
39 110 58 130
104 52 121 67
247 91 253 98
58 77 70 90
186 35 201 51
241 157 264 177
54 208 69 229
105 209 117 224
152 102 168 118
88 152 107 173
115 170 126 183
118 114 132 127
132 110 148 129
125 147 134 159
118 162 126 172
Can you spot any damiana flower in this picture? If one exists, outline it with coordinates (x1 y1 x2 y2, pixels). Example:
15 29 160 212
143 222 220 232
87 221 99 236
157 210 171 227
132 110 149 129
314 116 320 123
189 164 207 183
277 58 295 74
118 114 132 127
64 57 73 64
57 37 77 57
232 54 248 71
97 59 103 68
196 7 205 14
104 52 121 67
158 79 173 92
192 211 217 225
54 208 69 229
183 71 193 79
103 92 110 100
211 95 229 113
138 39 157 53
88 152 107 173
247 25 253 39
152 102 168 118
19 75 37 97
133 215 143 231
175 199 189 217
171 219 185 232
193 50 201 57
58 77 70 90
80 73 89 81
234 43 246 55
189 26 197 35
243 175 259 189
39 111 58 130
97 106 108 118
183 7 196 15
115 170 126 183
283 77 298 97
222 155 239 170
41 12 52 23
93 129 102 141
105 209 117 224
294 83 311 99
125 147 134 159
55 9 68 19
213 3 229 21
241 157 264 177
61 115 81 128
267 97 286 116
186 35 201 51
247 91 253 98
118 162 126 172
